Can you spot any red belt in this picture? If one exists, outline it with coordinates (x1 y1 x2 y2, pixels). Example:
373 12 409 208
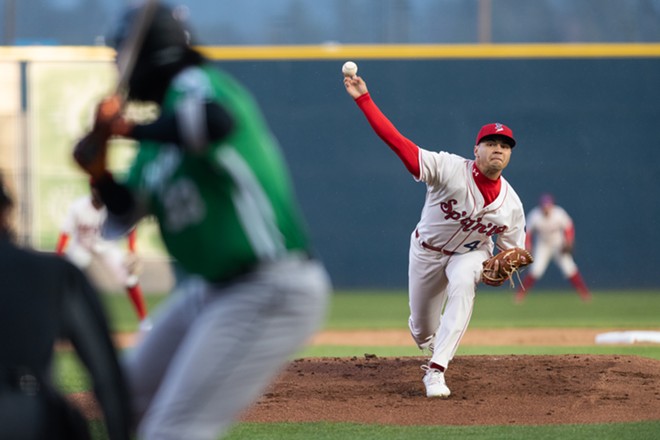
415 230 455 256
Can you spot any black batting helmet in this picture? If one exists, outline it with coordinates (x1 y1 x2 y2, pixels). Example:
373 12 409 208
110 3 203 102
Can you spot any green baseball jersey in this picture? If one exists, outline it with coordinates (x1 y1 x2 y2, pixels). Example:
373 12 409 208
125 65 310 281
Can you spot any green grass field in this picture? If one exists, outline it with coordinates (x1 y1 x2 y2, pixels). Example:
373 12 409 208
58 289 660 439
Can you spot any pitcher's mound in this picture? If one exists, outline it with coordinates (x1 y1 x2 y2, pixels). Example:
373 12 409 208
241 354 660 425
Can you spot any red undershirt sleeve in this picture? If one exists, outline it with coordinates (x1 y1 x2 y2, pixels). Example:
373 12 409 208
564 223 575 244
355 93 420 178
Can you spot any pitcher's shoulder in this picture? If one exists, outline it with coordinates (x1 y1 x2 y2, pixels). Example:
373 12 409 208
501 178 524 207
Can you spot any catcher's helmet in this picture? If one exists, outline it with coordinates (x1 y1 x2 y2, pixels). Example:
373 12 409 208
110 3 202 102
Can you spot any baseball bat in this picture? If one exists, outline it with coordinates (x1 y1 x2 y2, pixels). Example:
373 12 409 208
115 0 160 97
74 0 159 167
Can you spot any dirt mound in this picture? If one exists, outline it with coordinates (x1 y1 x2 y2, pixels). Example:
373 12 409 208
70 329 660 426
239 354 660 425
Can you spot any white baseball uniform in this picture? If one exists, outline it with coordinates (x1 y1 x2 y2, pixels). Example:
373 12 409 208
525 204 577 278
411 151 526 369
58 195 137 288
353 92 526 373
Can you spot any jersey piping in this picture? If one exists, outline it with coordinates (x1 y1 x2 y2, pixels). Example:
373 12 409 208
215 146 285 259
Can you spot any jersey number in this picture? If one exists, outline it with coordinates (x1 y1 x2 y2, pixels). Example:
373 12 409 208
162 178 206 232
463 240 480 251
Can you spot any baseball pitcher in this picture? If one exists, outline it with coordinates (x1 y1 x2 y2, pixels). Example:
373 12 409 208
344 73 527 398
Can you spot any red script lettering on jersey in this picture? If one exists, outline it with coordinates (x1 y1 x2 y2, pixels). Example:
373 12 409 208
440 199 507 236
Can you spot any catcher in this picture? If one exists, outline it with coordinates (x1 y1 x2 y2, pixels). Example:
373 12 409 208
344 73 530 398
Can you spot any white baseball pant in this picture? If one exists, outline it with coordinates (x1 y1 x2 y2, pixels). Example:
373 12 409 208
407 231 490 370
65 243 137 287
529 243 578 278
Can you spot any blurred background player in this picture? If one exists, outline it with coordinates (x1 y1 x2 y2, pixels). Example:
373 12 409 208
55 186 151 331
0 175 132 440
516 193 591 302
72 3 331 440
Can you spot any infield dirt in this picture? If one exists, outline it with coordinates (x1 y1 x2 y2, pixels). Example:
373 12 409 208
71 328 660 425
240 354 660 425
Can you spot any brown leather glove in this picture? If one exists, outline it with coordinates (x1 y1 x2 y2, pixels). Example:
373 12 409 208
481 248 534 287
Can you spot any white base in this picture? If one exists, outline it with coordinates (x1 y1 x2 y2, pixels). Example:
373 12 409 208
595 331 660 345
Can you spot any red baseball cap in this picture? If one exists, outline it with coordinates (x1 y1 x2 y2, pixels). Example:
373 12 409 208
475 123 516 147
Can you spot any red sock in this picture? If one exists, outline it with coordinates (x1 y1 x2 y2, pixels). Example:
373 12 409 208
429 362 445 372
569 273 591 300
127 285 148 320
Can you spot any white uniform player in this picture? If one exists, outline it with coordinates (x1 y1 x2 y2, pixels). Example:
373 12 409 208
516 194 591 302
56 188 151 330
344 74 526 398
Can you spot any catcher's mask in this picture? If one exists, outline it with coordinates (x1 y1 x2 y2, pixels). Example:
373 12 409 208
109 4 202 103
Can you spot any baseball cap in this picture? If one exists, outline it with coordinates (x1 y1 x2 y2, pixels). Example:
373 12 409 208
475 123 516 147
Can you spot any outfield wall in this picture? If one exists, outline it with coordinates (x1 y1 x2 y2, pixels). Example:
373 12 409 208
1 45 659 290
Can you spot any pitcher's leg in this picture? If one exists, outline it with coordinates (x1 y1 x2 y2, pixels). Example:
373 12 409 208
407 234 448 349
430 250 487 369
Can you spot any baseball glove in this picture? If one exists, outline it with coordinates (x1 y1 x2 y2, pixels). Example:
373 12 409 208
481 248 534 287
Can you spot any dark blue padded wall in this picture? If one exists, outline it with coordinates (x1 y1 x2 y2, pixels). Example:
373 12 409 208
215 57 660 289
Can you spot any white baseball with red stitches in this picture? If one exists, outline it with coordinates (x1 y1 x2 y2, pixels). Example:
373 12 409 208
342 61 358 77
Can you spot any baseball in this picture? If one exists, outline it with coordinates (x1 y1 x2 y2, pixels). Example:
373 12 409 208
342 61 358 77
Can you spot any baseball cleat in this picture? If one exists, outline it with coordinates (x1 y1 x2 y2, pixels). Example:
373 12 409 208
421 365 451 398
